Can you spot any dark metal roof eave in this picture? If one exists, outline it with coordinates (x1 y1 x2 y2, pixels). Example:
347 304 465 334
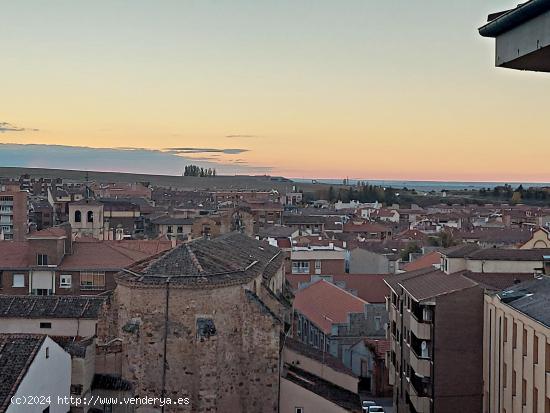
479 0 550 38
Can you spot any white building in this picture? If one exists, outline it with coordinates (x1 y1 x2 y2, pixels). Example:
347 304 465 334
1 334 71 413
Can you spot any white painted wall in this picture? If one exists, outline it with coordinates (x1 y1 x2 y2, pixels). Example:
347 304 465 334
496 10 550 67
0 318 97 337
7 337 71 413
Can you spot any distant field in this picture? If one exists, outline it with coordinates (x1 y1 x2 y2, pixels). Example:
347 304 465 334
0 166 332 193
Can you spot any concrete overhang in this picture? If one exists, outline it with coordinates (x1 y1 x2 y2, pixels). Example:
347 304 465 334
479 0 550 72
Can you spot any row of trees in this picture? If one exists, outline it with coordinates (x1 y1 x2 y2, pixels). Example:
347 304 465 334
325 184 400 205
478 184 549 202
183 165 217 177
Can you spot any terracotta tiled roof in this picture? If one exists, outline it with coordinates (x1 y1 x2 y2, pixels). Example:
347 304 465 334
403 251 441 272
343 222 391 233
59 240 172 271
293 280 367 334
364 338 391 360
27 227 67 239
395 229 430 242
0 334 46 411
287 273 389 304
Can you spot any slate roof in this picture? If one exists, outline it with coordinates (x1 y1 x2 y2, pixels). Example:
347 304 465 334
0 334 45 411
384 268 478 302
461 271 534 292
498 276 550 327
0 295 106 319
118 232 282 288
442 243 480 258
466 248 550 261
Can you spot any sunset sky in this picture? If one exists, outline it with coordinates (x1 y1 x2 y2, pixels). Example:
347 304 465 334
1 0 549 182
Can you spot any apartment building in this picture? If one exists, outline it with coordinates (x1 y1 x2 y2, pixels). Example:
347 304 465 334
0 184 28 241
385 268 485 413
0 225 172 296
289 245 346 276
484 277 550 413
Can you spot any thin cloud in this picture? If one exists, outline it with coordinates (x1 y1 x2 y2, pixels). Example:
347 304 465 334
0 122 39 133
0 143 271 175
164 147 249 155
225 134 260 139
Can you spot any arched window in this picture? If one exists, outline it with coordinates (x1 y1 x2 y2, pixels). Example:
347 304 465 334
74 210 82 223
87 210 94 223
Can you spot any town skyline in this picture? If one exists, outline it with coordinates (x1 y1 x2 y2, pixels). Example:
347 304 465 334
2 0 550 182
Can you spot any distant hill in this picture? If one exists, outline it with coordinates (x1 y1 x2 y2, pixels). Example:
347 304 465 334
0 166 322 192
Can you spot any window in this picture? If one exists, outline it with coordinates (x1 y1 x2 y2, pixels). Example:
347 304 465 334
60 274 72 288
45 347 50 358
177 226 183 234
12 273 25 287
74 210 82 223
196 318 216 341
167 225 173 234
80 271 106 290
292 261 310 274
40 322 52 329
295 408 304 413
375 316 382 331
37 254 48 266
87 210 94 223
314 260 321 271
534 336 539 364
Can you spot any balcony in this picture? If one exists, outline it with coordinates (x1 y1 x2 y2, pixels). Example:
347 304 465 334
409 380 431 413
409 347 431 377
409 313 431 340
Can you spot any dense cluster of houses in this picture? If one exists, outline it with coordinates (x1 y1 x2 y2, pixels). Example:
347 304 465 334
1 170 550 412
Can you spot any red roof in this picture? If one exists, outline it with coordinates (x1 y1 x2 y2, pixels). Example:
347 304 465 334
343 222 391 234
287 273 389 303
402 251 441 272
27 227 67 239
59 240 173 270
364 338 390 359
293 280 367 334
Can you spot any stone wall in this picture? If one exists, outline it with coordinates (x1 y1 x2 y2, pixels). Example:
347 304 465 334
108 277 280 412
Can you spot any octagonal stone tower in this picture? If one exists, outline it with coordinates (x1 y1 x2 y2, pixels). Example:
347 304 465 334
108 233 286 412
